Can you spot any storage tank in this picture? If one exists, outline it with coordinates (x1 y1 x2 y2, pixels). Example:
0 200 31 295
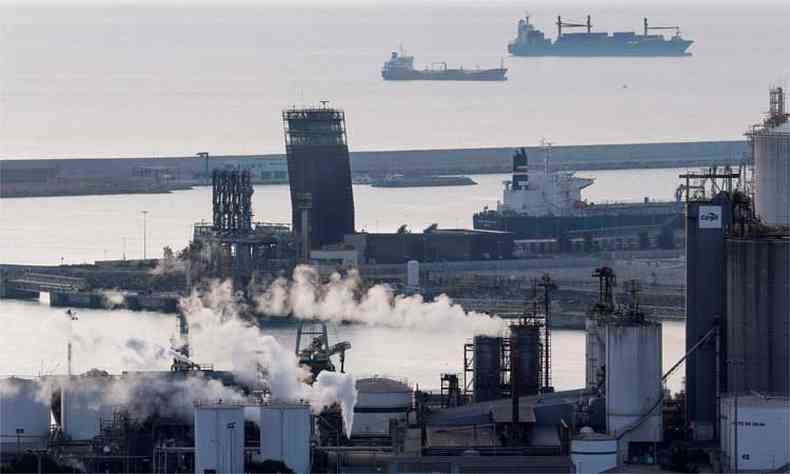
406 260 420 288
725 236 790 395
61 373 115 440
720 394 790 472
585 318 606 390
571 428 617 474
473 336 502 402
353 377 412 436
605 321 662 461
194 403 245 474
0 377 50 453
260 402 311 474
751 88 790 226
509 324 542 396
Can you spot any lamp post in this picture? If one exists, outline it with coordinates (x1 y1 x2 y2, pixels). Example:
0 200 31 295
141 210 149 260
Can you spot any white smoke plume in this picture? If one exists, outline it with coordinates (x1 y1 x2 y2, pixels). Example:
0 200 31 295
256 265 507 335
101 289 126 308
33 372 249 430
150 246 187 276
309 371 358 435
0 377 22 396
179 279 358 433
7 278 358 435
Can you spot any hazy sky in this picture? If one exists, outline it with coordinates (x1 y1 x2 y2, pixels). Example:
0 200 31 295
1 0 785 5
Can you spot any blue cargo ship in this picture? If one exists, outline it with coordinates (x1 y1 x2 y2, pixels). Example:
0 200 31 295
508 15 693 57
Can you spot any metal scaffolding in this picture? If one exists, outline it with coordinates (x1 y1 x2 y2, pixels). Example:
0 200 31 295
212 169 253 234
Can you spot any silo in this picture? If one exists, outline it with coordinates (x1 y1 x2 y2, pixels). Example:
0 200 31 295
725 236 790 395
473 335 502 402
510 324 542 396
0 377 50 453
685 192 732 440
605 321 662 461
260 402 311 474
751 88 790 226
194 403 245 474
353 377 412 436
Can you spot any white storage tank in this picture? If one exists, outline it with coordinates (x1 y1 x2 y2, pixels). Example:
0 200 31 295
260 402 311 474
571 428 618 474
406 260 420 288
752 88 790 226
61 373 115 441
194 402 245 474
604 321 662 461
720 394 790 472
0 377 51 452
353 377 412 436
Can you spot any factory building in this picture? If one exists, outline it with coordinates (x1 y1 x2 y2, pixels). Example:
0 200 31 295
353 377 413 437
283 105 355 252
674 89 790 471
344 229 514 264
721 87 790 397
720 394 790 472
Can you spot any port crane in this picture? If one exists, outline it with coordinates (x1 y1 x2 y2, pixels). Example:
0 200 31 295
643 18 682 38
295 320 352 378
556 15 592 37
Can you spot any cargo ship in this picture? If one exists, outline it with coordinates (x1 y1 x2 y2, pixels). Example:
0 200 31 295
371 175 477 188
508 14 693 57
472 148 682 247
382 51 507 81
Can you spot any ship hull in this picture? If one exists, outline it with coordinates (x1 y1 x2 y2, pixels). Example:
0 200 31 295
382 68 507 81
509 39 692 57
371 176 477 188
473 203 682 240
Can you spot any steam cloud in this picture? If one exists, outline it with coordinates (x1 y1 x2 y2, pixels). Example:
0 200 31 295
179 279 359 433
9 278 359 435
256 265 507 335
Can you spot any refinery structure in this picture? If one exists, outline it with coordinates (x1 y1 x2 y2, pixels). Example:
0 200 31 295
0 89 788 474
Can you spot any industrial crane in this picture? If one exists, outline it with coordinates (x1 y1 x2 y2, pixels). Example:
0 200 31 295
556 15 592 37
295 320 352 379
643 18 681 38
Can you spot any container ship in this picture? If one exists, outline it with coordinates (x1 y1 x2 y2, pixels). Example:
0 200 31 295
472 148 682 247
382 51 507 81
508 15 693 57
371 175 477 188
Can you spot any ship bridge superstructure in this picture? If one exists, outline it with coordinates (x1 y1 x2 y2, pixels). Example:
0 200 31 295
497 149 593 217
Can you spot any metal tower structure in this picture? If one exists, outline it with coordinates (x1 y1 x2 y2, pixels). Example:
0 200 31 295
283 103 355 252
212 169 253 234
538 274 557 391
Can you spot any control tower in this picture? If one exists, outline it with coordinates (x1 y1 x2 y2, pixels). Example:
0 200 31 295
283 103 355 255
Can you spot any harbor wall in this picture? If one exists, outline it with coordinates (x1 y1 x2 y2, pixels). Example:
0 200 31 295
1 140 748 198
